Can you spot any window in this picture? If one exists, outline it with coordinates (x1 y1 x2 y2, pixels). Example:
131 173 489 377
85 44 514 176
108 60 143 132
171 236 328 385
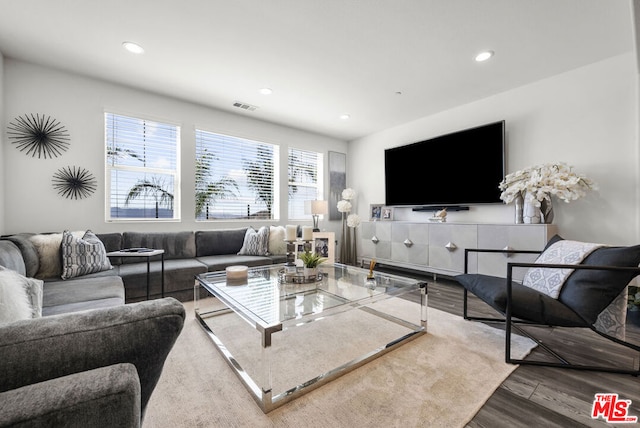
105 113 180 220
195 130 279 220
288 147 323 219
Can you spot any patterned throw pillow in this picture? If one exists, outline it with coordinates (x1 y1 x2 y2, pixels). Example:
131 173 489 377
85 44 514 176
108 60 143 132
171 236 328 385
237 226 270 256
61 230 113 280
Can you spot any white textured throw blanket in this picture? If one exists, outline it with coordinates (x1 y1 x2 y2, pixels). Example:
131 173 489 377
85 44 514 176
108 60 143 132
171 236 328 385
523 240 604 299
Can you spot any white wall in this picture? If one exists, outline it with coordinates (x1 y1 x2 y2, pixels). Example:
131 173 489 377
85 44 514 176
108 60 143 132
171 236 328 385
349 53 639 245
2 59 348 235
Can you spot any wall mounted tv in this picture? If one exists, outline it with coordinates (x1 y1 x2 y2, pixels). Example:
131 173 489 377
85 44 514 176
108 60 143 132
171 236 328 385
384 120 505 209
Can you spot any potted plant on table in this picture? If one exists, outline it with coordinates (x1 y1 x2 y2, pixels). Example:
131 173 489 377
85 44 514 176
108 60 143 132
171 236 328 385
298 250 326 280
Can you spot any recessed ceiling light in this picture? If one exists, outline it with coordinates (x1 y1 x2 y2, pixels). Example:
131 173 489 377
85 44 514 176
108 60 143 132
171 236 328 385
340 114 351 120
259 88 273 95
122 41 145 54
475 50 494 62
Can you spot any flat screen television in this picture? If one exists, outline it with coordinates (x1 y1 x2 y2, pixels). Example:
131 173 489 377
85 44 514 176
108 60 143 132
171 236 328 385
384 120 505 208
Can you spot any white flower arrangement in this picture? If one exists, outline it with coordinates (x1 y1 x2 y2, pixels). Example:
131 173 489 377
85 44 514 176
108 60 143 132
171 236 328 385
346 213 361 228
499 162 596 206
342 188 356 200
337 199 352 213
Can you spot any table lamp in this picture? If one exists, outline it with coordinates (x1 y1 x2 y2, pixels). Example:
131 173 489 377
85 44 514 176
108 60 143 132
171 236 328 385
305 200 328 232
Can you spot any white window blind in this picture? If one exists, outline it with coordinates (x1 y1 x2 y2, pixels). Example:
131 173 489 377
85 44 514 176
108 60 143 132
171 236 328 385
288 147 323 219
105 113 180 220
195 130 278 220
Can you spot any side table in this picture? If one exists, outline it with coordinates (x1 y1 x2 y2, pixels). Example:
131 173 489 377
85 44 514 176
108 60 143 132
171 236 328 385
106 248 165 300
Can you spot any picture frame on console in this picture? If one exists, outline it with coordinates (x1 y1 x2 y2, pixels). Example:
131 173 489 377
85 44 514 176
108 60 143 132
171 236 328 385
382 207 394 221
370 204 383 221
312 232 335 264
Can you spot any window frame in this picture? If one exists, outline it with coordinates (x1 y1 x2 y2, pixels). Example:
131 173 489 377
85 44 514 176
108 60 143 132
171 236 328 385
288 146 324 220
105 112 181 222
195 128 280 222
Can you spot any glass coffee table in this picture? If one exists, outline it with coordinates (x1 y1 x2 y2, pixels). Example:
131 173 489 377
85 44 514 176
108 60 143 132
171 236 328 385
194 263 427 413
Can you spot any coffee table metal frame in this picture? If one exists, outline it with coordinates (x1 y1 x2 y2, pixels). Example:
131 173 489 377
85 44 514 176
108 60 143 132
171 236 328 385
194 263 427 413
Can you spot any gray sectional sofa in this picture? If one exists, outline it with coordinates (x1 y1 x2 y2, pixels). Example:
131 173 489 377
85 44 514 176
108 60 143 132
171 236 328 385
0 235 186 427
1 227 287 305
0 226 289 426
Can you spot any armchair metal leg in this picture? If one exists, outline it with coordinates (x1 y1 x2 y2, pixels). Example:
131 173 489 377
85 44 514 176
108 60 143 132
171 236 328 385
505 318 640 376
463 292 640 375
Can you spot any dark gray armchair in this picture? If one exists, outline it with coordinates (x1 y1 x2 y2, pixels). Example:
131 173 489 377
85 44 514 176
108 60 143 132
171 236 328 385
455 236 640 375
0 297 185 427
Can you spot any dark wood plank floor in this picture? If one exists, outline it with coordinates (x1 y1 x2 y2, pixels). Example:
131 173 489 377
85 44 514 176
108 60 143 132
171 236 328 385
399 273 640 428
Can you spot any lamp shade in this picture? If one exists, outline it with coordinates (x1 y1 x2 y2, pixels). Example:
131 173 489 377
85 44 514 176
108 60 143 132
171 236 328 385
306 200 328 215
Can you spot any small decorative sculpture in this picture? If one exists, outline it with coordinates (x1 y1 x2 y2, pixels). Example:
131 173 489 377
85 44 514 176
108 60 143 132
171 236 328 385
7 114 70 158
52 166 97 199
435 208 447 222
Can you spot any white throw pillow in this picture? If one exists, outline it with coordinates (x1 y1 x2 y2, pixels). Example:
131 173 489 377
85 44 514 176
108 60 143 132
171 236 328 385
29 231 84 279
268 226 287 255
0 268 42 324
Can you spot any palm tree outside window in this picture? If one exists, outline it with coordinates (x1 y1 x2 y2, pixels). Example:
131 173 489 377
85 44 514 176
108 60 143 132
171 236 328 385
195 130 279 220
105 113 180 220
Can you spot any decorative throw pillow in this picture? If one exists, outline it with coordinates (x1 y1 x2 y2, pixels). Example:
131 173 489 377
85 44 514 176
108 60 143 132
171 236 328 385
0 268 43 324
532 235 640 325
29 231 84 279
523 239 604 299
29 233 65 279
237 226 270 256
61 230 113 280
268 226 287 255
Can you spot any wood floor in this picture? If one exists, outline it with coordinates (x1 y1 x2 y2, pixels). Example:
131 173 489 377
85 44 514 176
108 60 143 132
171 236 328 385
400 274 640 428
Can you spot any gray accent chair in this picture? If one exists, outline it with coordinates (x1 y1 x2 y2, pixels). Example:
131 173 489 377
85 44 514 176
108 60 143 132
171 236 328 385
0 297 185 427
456 236 640 375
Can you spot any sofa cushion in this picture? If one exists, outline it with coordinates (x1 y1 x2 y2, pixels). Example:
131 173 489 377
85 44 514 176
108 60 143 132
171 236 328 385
237 226 270 256
196 254 274 272
0 240 27 276
43 276 125 316
195 228 247 257
96 232 124 265
3 234 39 277
117 258 207 301
455 273 586 327
61 230 113 280
123 232 195 261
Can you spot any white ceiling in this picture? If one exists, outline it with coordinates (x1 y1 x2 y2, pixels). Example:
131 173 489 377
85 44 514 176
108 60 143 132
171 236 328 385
0 0 635 141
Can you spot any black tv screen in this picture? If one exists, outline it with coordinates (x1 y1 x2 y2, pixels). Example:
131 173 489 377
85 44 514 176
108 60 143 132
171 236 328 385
384 121 505 207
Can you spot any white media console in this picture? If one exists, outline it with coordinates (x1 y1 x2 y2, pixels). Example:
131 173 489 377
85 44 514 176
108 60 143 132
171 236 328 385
359 221 558 280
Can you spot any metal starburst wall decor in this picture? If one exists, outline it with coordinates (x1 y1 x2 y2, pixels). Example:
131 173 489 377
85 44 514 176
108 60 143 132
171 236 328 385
7 114 71 158
52 166 97 199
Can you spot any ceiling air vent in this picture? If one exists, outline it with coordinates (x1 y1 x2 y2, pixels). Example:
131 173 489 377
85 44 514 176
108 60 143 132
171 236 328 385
232 101 258 112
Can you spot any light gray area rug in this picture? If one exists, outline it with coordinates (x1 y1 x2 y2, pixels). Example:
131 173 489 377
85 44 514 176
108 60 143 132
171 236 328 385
144 298 535 428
